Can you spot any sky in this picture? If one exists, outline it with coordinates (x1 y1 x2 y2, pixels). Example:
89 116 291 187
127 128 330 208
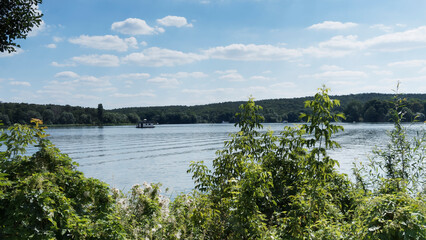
1 0 426 109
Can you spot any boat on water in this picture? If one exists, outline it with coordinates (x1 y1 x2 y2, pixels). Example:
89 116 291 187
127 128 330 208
136 119 155 128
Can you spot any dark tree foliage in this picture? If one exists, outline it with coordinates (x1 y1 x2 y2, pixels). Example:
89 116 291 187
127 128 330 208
0 0 43 53
344 100 363 122
97 103 104 124
0 93 425 126
58 112 75 124
0 113 10 125
42 109 54 125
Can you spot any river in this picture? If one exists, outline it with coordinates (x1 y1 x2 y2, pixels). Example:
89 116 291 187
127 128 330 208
44 123 424 195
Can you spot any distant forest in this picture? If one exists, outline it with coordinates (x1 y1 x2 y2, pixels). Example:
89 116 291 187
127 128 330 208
1 93 426 126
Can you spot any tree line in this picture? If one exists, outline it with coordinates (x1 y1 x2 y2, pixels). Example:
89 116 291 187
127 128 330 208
1 93 426 126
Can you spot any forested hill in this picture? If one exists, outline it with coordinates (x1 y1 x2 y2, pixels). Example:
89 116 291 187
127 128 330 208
1 93 426 126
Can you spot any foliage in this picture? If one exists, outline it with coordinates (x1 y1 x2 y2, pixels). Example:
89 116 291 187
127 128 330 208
0 0 43 53
97 103 104 125
353 86 426 239
188 86 355 239
352 192 425 239
0 119 126 239
1 93 426 126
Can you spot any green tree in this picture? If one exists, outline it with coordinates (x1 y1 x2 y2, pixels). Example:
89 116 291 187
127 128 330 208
286 111 300 122
352 87 426 239
189 87 353 239
127 112 141 123
26 110 42 123
0 113 11 125
58 111 75 124
0 0 43 53
344 100 363 122
79 113 92 124
42 109 55 125
363 99 389 122
0 119 126 239
97 103 104 125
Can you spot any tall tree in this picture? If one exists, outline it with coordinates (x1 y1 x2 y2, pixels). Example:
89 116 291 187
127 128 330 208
97 103 104 125
0 0 43 53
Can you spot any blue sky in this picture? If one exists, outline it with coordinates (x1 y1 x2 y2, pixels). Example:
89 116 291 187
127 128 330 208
1 0 426 109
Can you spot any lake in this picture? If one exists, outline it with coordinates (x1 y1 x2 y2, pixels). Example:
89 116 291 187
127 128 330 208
44 123 424 195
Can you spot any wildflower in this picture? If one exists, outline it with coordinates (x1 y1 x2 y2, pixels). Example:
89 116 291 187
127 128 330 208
175 230 182 239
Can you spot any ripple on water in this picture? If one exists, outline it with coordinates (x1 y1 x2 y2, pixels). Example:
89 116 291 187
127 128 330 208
44 123 424 194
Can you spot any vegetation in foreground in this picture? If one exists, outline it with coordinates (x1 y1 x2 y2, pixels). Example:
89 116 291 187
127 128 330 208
0 86 425 239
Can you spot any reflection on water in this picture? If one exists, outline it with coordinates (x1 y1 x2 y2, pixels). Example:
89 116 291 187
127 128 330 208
45 123 424 194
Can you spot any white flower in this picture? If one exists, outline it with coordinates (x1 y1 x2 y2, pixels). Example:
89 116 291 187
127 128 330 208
175 230 182 239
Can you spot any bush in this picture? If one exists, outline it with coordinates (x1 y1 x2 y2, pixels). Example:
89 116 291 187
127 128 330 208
353 86 426 239
0 119 126 239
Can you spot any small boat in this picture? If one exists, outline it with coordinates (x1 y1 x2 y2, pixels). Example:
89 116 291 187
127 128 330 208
136 119 155 128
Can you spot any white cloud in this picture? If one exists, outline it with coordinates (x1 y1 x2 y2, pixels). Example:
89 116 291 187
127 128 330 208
215 69 237 75
160 72 208 78
270 82 297 88
72 54 120 67
156 16 193 28
46 43 57 49
370 24 393 33
299 70 368 79
305 26 426 57
111 18 164 35
319 65 343 71
0 49 23 57
249 75 275 81
55 71 80 78
364 26 426 51
27 20 46 37
147 77 180 88
370 23 407 33
204 44 302 61
373 70 393 76
318 35 364 50
220 72 244 82
72 94 101 100
327 80 359 86
364 65 379 69
92 87 117 92
117 73 151 79
123 47 206 67
53 37 63 42
111 92 156 98
51 61 76 67
26 5 45 37
308 21 358 30
46 73 112 96
10 81 31 87
298 63 311 68
302 46 353 58
217 70 245 82
182 88 234 95
79 75 109 86
388 59 426 67
69 35 138 52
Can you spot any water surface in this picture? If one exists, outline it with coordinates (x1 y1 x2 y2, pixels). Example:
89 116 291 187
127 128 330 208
45 123 424 194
